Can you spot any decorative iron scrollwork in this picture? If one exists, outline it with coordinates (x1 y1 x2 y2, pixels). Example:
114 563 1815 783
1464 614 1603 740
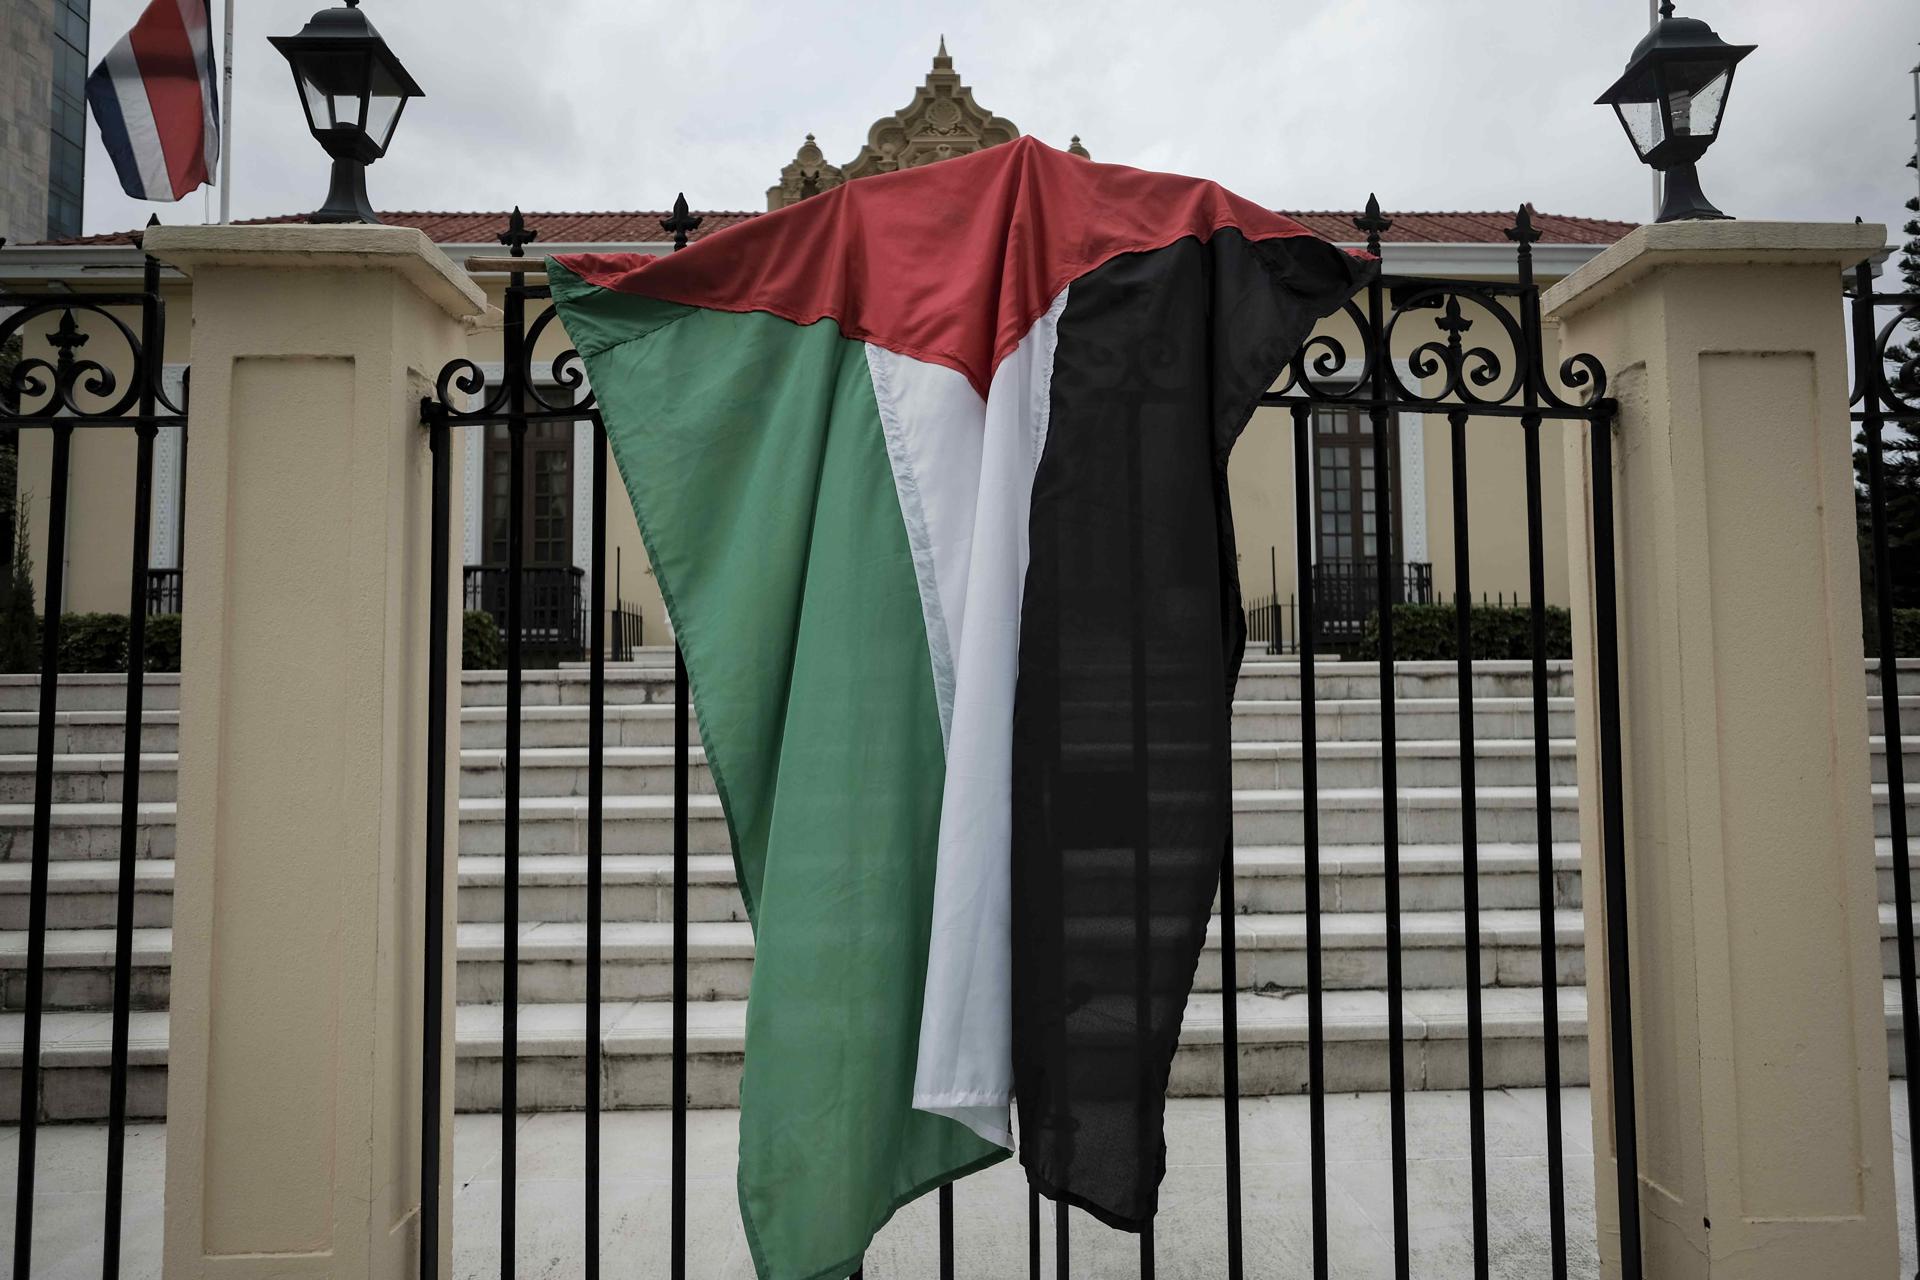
1265 202 1610 421
0 296 187 426
1853 295 1920 422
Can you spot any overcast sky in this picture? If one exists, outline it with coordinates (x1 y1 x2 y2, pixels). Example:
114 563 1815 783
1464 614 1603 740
79 0 1919 245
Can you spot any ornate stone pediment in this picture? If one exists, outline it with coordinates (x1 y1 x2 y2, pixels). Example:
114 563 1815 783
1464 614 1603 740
842 38 1018 182
767 134 846 211
767 40 1086 210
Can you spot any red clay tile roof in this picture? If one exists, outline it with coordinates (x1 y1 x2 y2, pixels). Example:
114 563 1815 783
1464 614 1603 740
34 209 763 248
32 207 1632 250
1282 209 1631 246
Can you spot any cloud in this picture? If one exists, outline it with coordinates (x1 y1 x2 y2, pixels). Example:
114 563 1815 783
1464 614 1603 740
79 0 1917 243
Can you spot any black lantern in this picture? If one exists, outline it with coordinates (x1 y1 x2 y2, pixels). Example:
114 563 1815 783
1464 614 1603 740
270 0 424 224
1596 2 1754 223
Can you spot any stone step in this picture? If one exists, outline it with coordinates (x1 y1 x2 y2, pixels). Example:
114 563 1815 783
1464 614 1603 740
0 753 180 804
14 841 1920 937
448 788 1595 856
0 907 1582 1012
34 895 1920 1016
11 982 1914 1121
453 739 1588 799
24 691 1911 758
0 985 1590 1121
0 710 179 756
5 733 1915 807
0 846 1586 932
2 658 1904 718
7 785 1920 863
0 674 181 714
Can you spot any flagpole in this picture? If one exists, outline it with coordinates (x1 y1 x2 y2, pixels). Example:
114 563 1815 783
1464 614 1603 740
219 0 234 224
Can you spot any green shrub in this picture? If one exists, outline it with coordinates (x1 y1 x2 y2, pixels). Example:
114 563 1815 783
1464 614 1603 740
59 613 129 673
463 610 504 669
0 612 186 674
144 613 182 673
1355 603 1573 661
1863 607 1920 658
0 477 38 672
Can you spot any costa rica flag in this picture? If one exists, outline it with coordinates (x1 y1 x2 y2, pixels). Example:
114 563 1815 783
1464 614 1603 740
86 0 221 203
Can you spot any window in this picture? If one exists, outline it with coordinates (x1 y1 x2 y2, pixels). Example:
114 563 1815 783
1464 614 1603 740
1312 405 1401 566
46 0 89 240
483 422 574 567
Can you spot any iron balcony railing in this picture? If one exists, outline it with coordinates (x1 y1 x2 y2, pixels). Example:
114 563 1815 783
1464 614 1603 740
464 564 586 659
144 567 182 616
1313 556 1433 641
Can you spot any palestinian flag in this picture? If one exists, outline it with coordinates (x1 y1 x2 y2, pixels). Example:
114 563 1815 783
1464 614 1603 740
550 136 1367 1278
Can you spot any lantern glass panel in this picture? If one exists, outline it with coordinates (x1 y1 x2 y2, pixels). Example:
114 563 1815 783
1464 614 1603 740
1664 63 1729 140
364 61 413 152
293 48 371 133
1615 99 1664 159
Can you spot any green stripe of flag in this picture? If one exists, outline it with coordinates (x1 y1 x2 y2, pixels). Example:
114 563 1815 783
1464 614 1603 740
551 264 1005 1280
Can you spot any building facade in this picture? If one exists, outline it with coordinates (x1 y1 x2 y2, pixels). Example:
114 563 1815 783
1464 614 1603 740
0 43 1631 653
0 0 88 245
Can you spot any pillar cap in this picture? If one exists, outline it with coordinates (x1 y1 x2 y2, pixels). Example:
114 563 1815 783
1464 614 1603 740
1542 220 1887 323
144 223 489 322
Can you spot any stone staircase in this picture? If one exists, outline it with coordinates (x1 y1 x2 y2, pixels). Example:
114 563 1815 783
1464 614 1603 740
2 653 1915 1122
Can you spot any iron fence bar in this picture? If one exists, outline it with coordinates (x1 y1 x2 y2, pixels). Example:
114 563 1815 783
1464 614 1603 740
421 411 453 1280
1523 415 1568 1277
1125 389 1157 1279
1269 545 1281 656
1218 825 1243 1280
672 644 689 1279
501 263 529 1280
1448 408 1491 1279
1056 1205 1069 1277
1361 210 1412 1280
1857 266 1920 1269
1028 1187 1040 1278
10 419 72 1280
586 419 608 1277
102 256 162 1280
1289 404 1328 1280
666 198 697 1280
1588 404 1643 1280
936 1182 952 1280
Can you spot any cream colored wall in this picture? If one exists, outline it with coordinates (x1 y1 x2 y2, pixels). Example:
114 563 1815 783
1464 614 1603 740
19 267 1579 642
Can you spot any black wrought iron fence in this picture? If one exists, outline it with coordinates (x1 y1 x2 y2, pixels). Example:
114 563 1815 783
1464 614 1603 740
464 564 586 659
2 242 185 1280
1849 261 1920 1255
412 200 1643 1280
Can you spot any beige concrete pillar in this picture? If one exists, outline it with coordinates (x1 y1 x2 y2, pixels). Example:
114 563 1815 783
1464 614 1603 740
144 224 482 1280
1547 220 1895 1279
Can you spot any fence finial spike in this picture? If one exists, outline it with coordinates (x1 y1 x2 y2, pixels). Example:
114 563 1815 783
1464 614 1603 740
1504 203 1541 245
661 194 703 252
498 207 537 258
1353 194 1392 256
